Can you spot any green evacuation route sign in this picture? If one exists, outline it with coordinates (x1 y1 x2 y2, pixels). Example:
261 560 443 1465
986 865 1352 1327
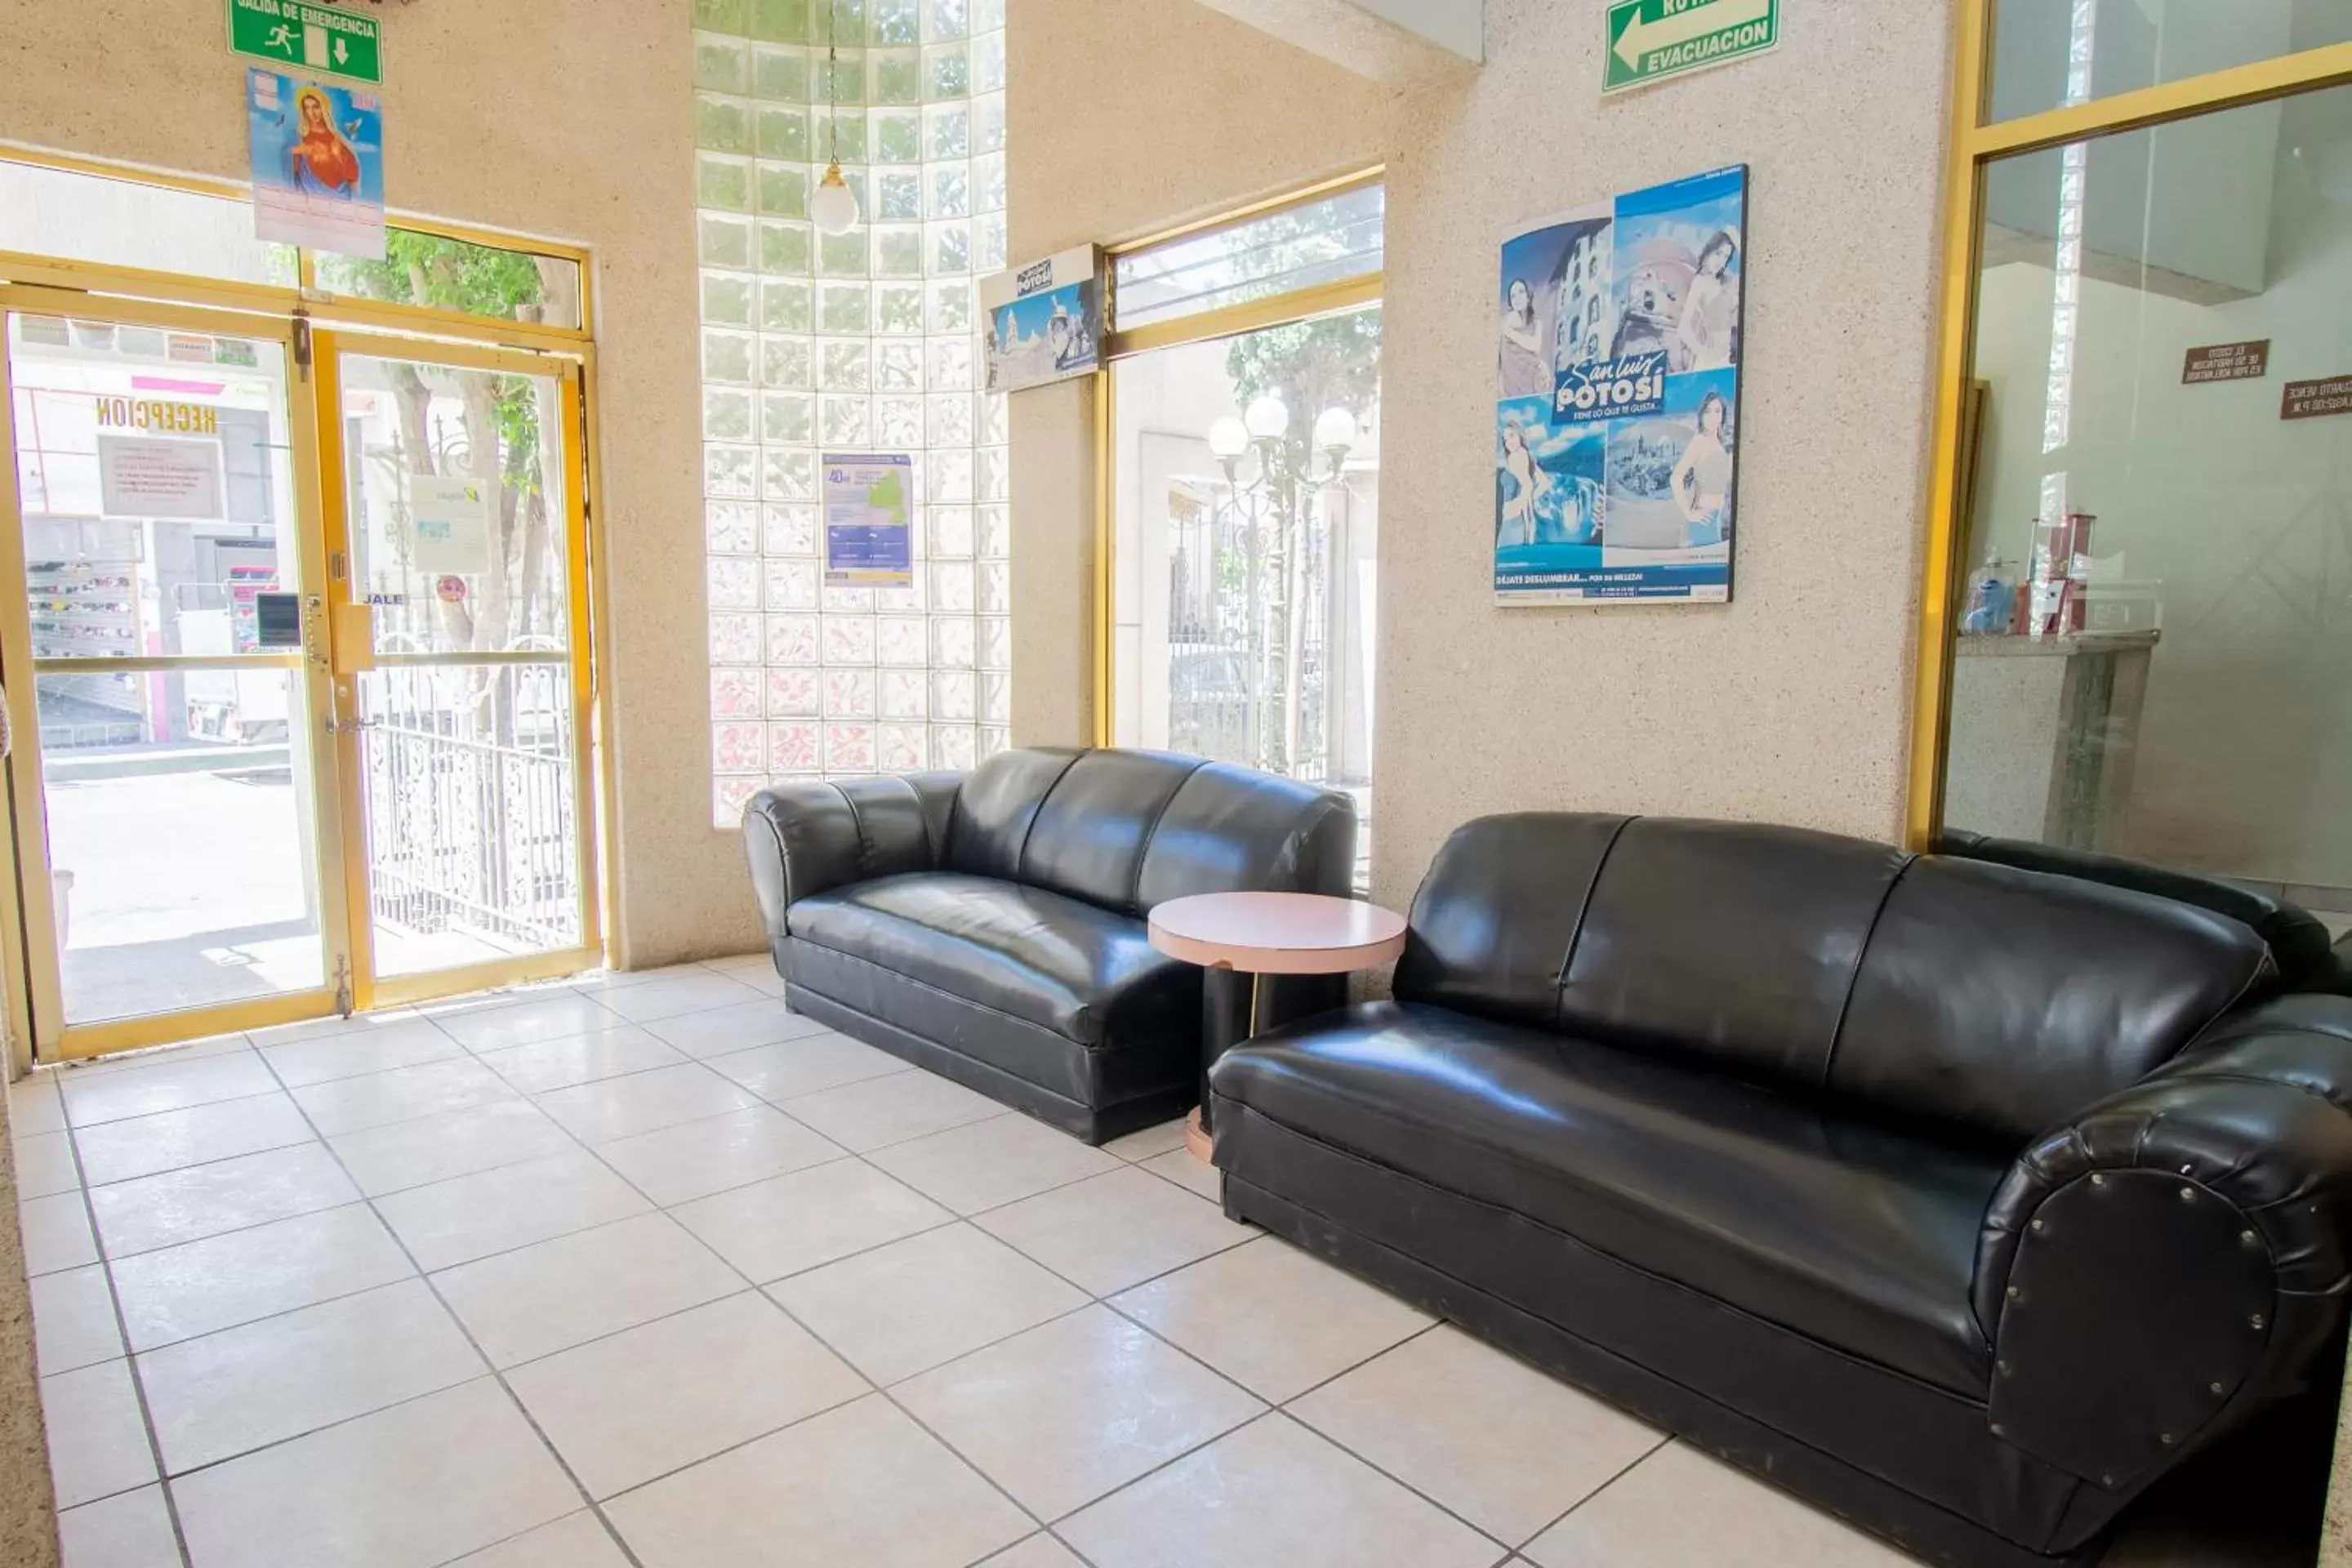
228 0 382 85
1605 0 1779 95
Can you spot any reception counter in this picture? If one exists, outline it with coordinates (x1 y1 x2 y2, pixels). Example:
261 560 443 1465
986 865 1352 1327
1942 630 2159 853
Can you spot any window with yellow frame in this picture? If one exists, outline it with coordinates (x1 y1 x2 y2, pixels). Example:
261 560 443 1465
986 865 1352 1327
1914 5 2352 936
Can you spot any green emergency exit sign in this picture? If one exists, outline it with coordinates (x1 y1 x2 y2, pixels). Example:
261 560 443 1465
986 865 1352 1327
228 0 382 84
1605 0 1779 95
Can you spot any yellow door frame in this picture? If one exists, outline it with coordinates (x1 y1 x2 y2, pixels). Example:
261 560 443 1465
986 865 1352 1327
1905 14 2352 847
0 152 614 1062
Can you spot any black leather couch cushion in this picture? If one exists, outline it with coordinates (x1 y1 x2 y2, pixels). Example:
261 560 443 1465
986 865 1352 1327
945 748 1081 883
1019 750 1205 913
788 871 1193 1049
1216 1000 2006 1395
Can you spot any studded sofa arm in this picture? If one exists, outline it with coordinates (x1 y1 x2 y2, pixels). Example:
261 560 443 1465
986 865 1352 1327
741 773 963 941
1972 995 2352 1495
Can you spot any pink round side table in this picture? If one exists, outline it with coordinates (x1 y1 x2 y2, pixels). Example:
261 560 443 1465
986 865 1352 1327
1147 891 1408 1162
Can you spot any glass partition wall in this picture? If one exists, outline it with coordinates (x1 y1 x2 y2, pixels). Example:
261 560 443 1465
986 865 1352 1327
1104 176 1383 888
1918 6 2352 930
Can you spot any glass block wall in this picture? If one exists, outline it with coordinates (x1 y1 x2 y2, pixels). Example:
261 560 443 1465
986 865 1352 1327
693 0 1012 828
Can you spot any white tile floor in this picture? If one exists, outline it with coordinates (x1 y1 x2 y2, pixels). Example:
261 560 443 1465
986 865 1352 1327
6 956 2288 1567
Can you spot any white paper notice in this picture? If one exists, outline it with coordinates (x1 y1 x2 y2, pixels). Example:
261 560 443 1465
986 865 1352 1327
408 474 496 573
96 434 225 519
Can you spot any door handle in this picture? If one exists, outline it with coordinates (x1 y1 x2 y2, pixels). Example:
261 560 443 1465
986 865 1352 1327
324 715 381 735
332 602 377 673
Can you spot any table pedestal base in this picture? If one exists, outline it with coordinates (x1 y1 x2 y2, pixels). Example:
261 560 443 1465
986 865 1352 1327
1184 1107 1214 1164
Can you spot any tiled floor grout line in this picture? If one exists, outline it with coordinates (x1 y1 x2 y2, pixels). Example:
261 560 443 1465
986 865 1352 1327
54 1102 199 1568
1512 1432 1677 1558
241 1024 658 1568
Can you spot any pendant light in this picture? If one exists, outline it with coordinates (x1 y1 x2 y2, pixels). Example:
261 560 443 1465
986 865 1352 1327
809 0 862 234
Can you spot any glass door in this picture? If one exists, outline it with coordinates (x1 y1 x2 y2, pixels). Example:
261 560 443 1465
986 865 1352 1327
0 292 346 1057
316 335 598 1007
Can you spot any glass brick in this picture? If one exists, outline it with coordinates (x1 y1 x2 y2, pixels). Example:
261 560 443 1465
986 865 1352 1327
759 219 813 276
981 670 1010 724
930 560 974 612
877 396 924 447
764 558 818 609
820 339 872 390
926 43 969 97
696 33 751 92
706 443 759 498
973 33 1004 93
872 49 922 104
929 668 976 719
931 615 976 666
703 327 756 384
760 335 813 388
925 103 969 158
708 557 761 609
764 449 818 499
817 52 865 105
929 279 973 332
757 163 809 218
768 722 821 772
873 0 920 43
979 392 1007 445
819 228 870 278
704 387 755 442
714 722 765 772
927 392 973 447
979 725 1010 760
875 110 922 163
697 93 754 154
708 501 759 555
928 447 974 501
880 668 929 717
698 153 754 212
875 226 924 277
977 559 1009 615
756 105 809 160
713 667 764 718
928 0 969 42
816 109 867 163
877 341 924 390
750 0 810 41
928 337 974 392
974 212 1005 273
700 213 755 270
976 502 1009 559
975 149 1006 213
877 172 924 222
877 577 928 614
928 220 970 276
760 278 813 332
825 668 878 717
754 43 810 100
764 504 819 555
929 505 973 557
819 282 872 334
761 391 816 445
697 0 749 29
811 0 864 43
933 724 978 769
972 0 1002 31
766 614 820 663
978 444 1008 501
710 612 761 665
703 271 758 327
928 167 969 220
878 617 927 666
826 724 878 772
978 615 1011 669
822 583 876 613
880 723 928 770
767 668 822 715
820 394 872 445
973 97 1004 158
715 777 764 831
877 283 925 333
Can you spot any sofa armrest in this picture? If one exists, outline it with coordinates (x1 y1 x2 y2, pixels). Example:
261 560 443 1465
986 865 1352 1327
1973 995 2352 1489
742 773 962 939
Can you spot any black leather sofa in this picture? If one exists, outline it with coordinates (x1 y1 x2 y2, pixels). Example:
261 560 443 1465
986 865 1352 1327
1209 813 2352 1568
743 746 1356 1143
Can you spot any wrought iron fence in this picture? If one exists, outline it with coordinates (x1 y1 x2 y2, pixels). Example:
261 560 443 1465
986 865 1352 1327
362 665 579 956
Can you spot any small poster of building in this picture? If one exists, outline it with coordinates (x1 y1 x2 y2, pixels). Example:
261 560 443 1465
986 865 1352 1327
982 247 1102 394
1494 166 1748 605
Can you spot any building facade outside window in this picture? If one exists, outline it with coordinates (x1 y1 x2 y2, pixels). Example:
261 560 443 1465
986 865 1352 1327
693 0 1010 829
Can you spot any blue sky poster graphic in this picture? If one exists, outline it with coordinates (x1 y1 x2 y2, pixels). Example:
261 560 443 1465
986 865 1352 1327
247 68 385 259
1495 165 1748 605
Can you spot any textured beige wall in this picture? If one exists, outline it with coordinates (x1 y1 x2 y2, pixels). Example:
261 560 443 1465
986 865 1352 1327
1005 0 1394 748
0 0 762 967
1009 0 1955 911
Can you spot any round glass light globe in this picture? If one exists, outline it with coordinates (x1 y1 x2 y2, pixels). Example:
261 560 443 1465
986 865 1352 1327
810 166 860 235
1313 407 1358 451
1243 394 1290 441
1207 416 1250 459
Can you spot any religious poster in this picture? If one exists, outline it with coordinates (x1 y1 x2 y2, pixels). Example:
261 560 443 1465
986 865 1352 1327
247 67 385 258
1494 165 1748 605
982 246 1102 394
822 452 915 589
